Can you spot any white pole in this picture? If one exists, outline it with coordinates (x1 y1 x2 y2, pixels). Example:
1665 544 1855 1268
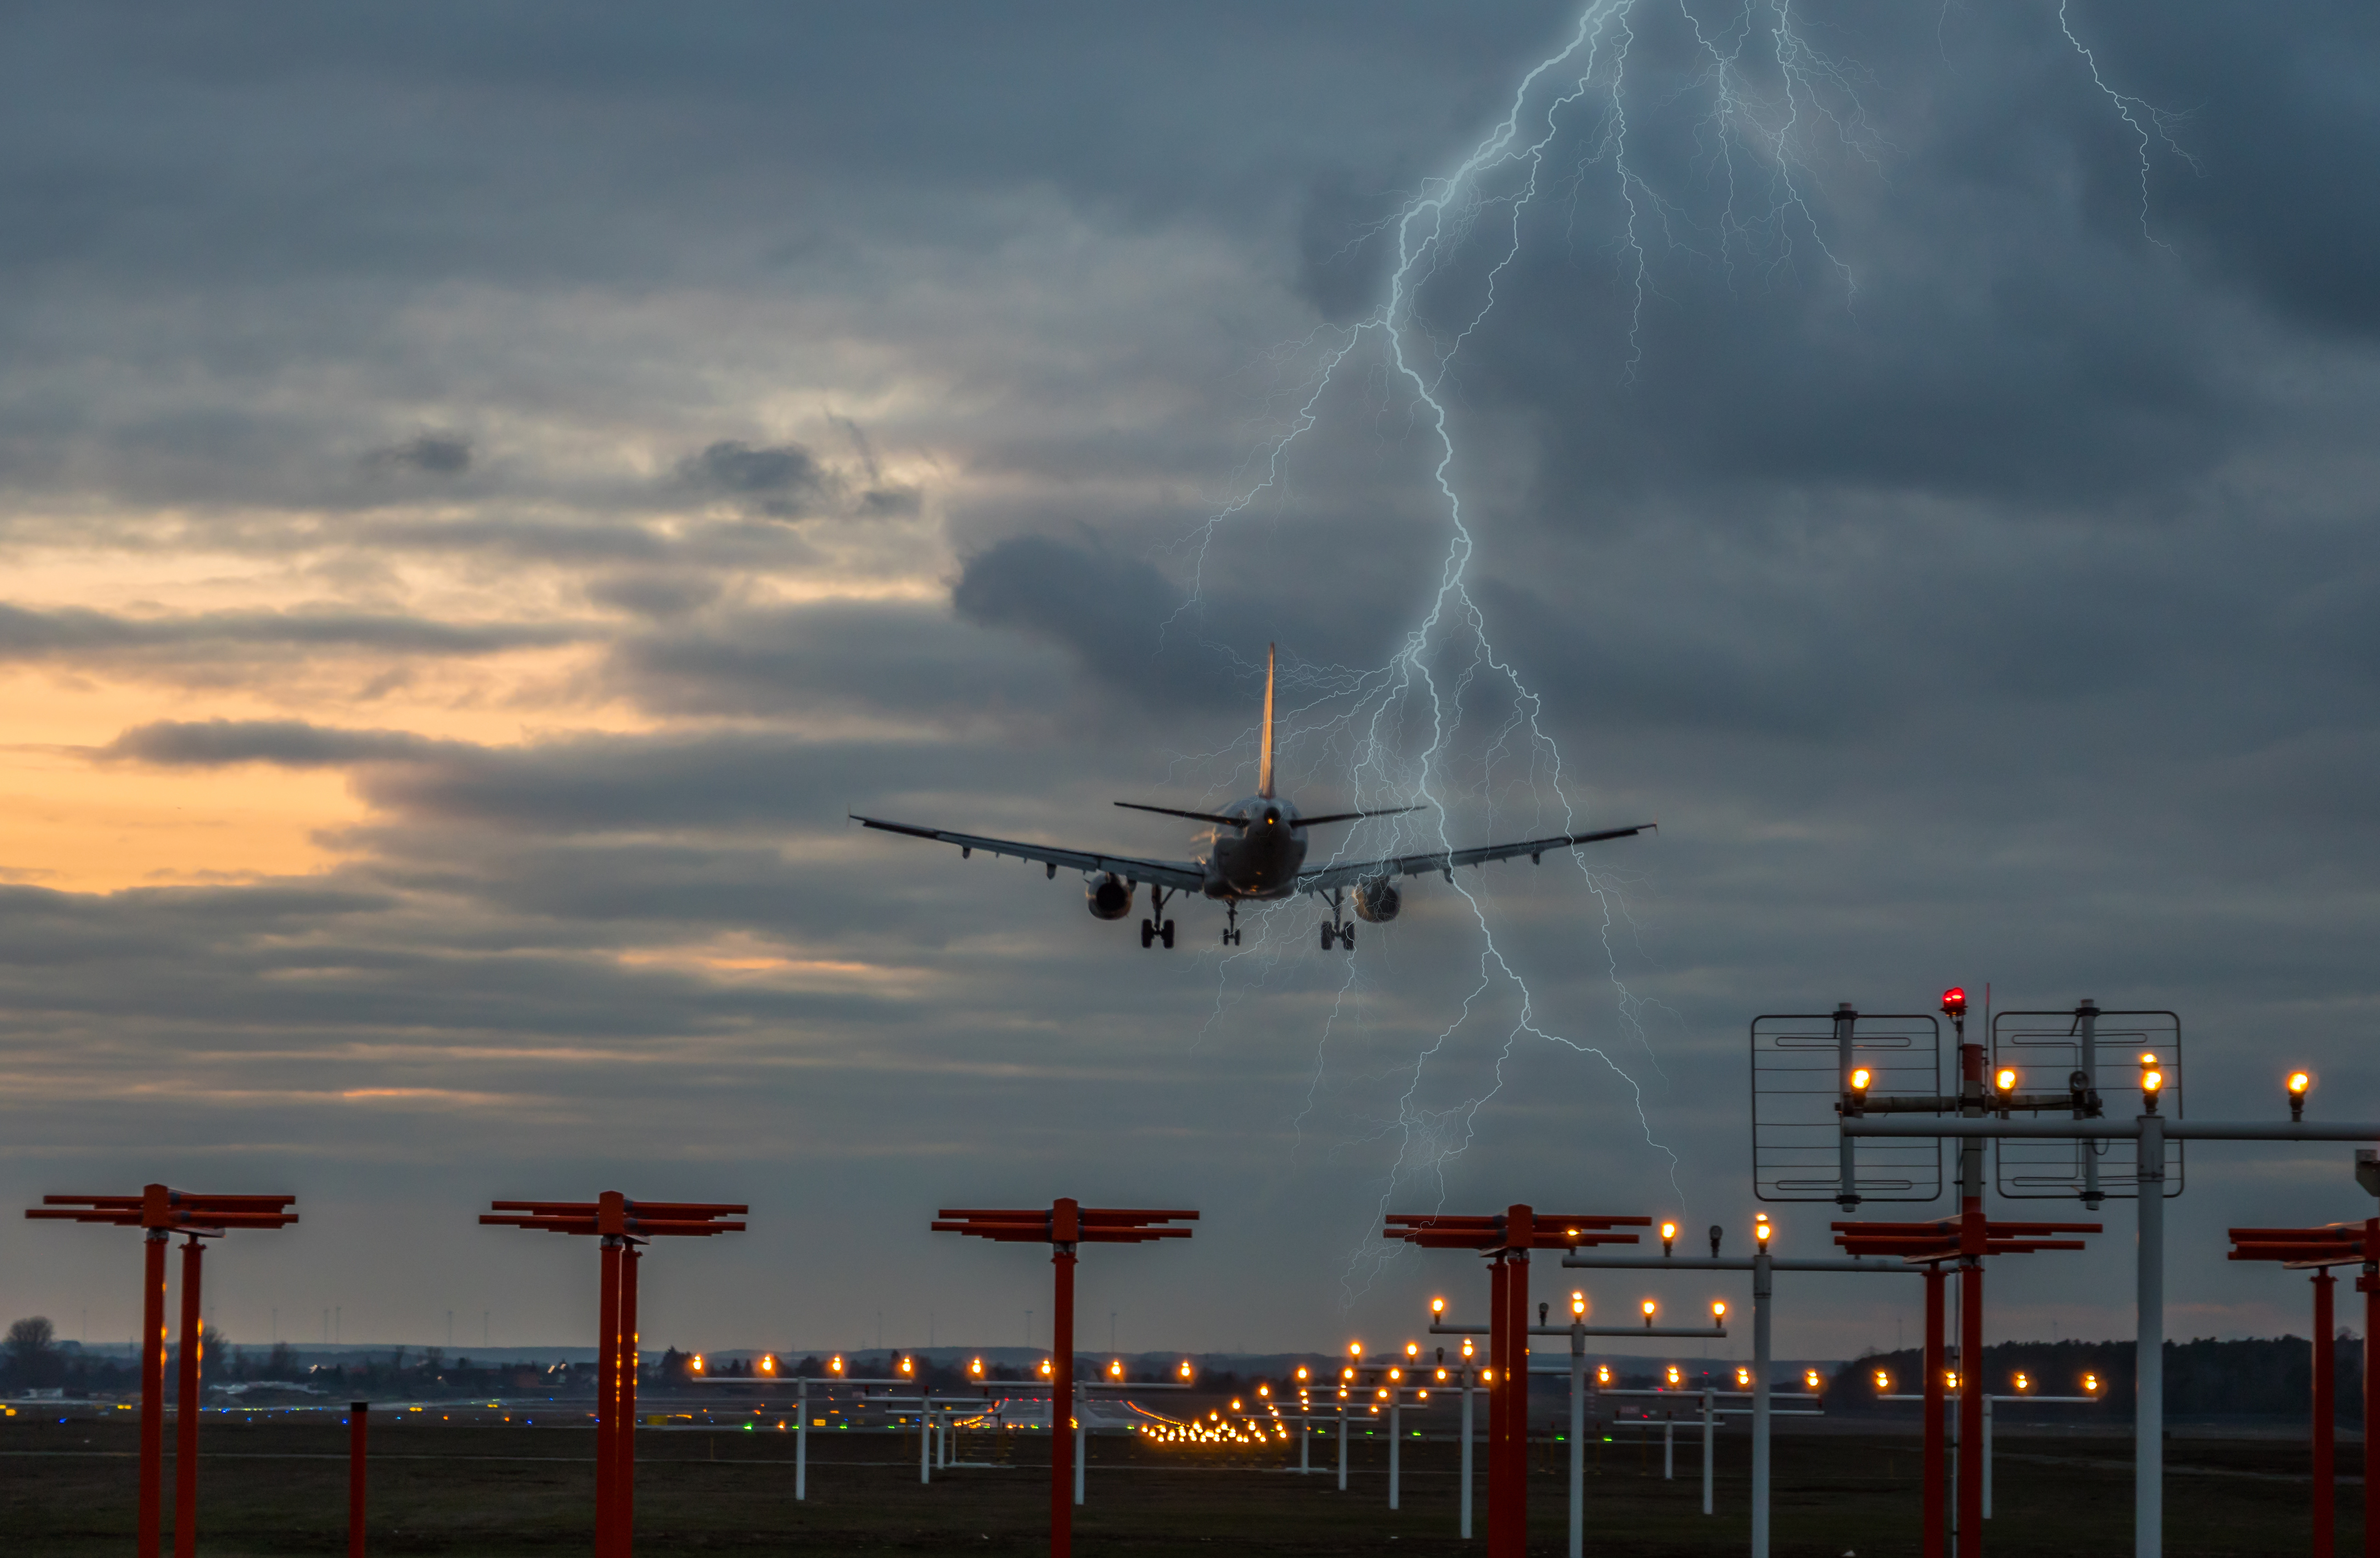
1753 1243 1773 1558
795 1378 808 1501
1074 1411 1086 1505
1300 1414 1310 1474
1982 1395 1993 1519
2138 1111 2165 1558
1701 1389 1714 1515
1461 1376 1476 1538
1338 1404 1348 1492
920 1397 931 1484
1390 1400 1401 1510
1569 1330 1587 1558
1664 1416 1674 1480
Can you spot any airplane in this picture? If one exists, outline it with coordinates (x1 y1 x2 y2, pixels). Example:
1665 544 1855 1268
850 645 1654 951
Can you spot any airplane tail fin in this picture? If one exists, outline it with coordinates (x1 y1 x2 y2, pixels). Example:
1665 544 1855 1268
1257 643 1277 799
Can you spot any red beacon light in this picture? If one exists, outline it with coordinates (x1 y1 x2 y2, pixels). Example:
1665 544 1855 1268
1941 987 1967 1017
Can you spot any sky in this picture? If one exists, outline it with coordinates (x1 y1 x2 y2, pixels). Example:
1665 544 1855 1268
4 1 2379 1368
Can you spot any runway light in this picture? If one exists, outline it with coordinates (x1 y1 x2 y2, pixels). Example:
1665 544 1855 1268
2140 1053 2164 1112
1666 1365 1680 1388
1258 1384 1269 1398
1179 1361 1193 1380
1388 1368 1402 1382
691 1355 704 1374
1039 1359 1052 1377
2014 1372 2031 1393
1349 1341 1363 1359
2290 1070 2313 1122
1942 987 1967 1017
1110 1360 1123 1380
1641 1299 1657 1328
830 1356 843 1376
898 1357 911 1376
1804 1370 1821 1392
2083 1372 2101 1394
1873 1369 1892 1392
1572 1291 1587 1319
1735 1367 1751 1389
1431 1296 1446 1317
1479 1369 1493 1384
1754 1214 1772 1247
1406 1342 1420 1360
1660 1221 1678 1255
1995 1067 2018 1096
970 1358 983 1378
1597 1364 1611 1386
1295 1366 1308 1381
1845 1067 1872 1114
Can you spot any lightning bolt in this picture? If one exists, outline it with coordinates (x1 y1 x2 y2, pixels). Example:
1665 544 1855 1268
1150 0 2185 1299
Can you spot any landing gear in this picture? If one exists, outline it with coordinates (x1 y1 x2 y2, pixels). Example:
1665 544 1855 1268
1141 889 1177 950
1221 901 1242 947
1317 887 1356 952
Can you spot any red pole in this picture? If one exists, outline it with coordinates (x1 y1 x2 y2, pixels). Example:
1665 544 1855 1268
1504 1206 1532 1558
2314 1271 2335 1558
618 1246 639 1557
2362 1228 2378 1558
174 1235 204 1558
348 1401 368 1558
595 1237 621 1558
1050 1198 1078 1558
1488 1252 1512 1558
1923 1264 1946 1558
139 1229 167 1558
1959 1254 1984 1557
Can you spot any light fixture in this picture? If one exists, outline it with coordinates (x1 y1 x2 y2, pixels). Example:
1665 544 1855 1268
2140 1052 2164 1113
1660 1221 1678 1256
2289 1070 2313 1123
1641 1299 1657 1328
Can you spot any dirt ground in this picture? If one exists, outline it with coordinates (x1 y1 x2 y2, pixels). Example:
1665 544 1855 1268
0 1411 2359 1556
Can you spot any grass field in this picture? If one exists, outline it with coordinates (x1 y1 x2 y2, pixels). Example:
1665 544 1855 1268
0 1412 2358 1555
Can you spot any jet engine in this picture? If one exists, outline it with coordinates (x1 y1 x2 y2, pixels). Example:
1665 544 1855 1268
1086 874 1135 920
1353 877 1401 923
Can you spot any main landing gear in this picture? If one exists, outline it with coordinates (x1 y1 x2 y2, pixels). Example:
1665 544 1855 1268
1221 901 1242 947
1140 886 1175 950
1318 887 1355 952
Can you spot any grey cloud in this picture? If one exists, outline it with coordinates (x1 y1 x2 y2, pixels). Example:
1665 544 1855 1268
102 719 457 770
0 602 586 664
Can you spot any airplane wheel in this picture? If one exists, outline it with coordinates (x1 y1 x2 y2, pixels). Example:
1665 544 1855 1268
1341 924 1356 951
1160 920 1175 949
1140 919 1155 949
1319 922 1334 951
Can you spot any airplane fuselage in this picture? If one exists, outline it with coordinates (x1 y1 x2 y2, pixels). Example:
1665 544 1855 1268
1199 796 1309 900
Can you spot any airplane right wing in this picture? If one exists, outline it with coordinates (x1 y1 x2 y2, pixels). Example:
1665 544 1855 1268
850 816 1207 893
1295 822 1655 894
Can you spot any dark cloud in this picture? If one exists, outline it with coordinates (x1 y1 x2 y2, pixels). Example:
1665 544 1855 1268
365 431 472 475
676 439 831 517
102 719 456 769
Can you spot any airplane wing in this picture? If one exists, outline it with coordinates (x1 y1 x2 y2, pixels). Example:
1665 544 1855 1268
850 816 1207 893
1294 823 1655 894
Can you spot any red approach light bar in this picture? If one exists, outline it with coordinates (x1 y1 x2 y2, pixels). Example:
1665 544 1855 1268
28 1189 298 1231
1382 1211 1649 1252
481 1198 746 1238
1831 1216 2100 1260
933 1205 1199 1243
2227 1223 2374 1267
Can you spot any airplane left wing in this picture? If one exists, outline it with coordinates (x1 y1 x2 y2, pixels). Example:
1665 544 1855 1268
1295 822 1655 894
850 816 1207 893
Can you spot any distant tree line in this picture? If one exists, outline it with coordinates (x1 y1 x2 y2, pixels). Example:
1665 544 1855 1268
1824 1336 2365 1421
